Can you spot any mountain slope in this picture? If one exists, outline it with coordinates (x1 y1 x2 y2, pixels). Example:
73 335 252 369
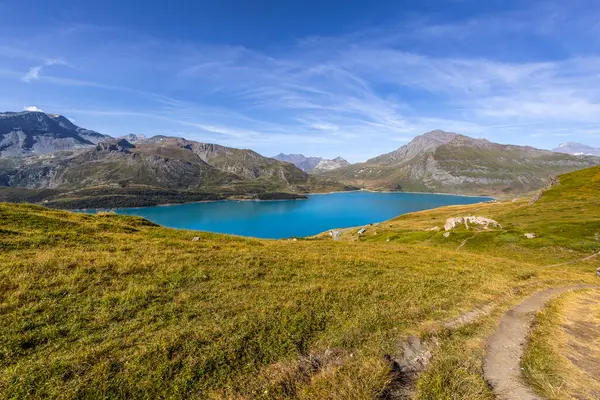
0 139 236 190
272 153 323 172
320 130 600 195
0 112 346 196
552 142 600 157
0 135 354 207
0 111 110 156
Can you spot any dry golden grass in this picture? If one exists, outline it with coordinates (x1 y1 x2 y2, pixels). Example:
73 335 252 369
1 165 600 399
522 289 600 400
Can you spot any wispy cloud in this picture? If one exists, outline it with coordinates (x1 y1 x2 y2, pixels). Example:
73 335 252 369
24 105 44 112
22 58 65 82
2 1 600 160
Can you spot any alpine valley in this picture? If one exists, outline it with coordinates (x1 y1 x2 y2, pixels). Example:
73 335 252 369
1 112 599 208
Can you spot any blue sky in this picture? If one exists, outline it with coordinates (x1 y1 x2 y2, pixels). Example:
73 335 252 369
1 0 600 161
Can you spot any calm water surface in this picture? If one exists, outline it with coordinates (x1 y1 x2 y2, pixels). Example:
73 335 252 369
90 191 492 239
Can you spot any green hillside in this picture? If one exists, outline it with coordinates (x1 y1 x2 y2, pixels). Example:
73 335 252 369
1 166 599 399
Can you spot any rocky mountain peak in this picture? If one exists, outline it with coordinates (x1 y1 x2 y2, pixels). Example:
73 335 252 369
272 153 323 172
368 130 459 165
552 142 600 156
0 110 111 157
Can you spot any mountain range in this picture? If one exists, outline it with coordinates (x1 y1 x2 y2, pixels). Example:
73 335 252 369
273 153 350 172
1 112 600 206
318 130 600 195
0 112 352 208
552 142 600 157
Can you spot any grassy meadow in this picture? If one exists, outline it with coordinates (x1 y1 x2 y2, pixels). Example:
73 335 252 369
1 166 600 399
522 288 600 400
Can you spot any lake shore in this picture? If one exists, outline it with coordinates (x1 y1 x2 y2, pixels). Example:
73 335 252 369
77 191 493 239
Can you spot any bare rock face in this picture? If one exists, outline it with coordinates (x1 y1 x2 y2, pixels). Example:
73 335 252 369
444 216 502 231
0 111 111 156
312 157 351 172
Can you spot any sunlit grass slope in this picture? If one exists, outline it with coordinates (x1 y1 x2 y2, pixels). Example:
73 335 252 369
1 166 599 399
522 289 600 400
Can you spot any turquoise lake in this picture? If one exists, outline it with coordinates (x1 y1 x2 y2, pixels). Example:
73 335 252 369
93 192 492 239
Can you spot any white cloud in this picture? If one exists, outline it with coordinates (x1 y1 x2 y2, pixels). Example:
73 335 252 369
22 58 65 82
24 105 44 112
22 66 42 82
5 1 600 157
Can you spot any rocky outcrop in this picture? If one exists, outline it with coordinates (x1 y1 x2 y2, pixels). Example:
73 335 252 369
529 176 559 205
444 216 502 231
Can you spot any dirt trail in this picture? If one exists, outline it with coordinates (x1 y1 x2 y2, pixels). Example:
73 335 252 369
456 236 474 251
483 285 597 400
544 251 600 268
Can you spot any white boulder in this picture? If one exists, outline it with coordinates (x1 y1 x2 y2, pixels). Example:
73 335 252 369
444 216 502 231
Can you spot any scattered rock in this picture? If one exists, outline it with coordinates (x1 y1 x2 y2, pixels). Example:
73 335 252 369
444 216 502 231
381 336 437 399
443 232 450 238
191 237 200 242
524 233 536 239
426 227 441 232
